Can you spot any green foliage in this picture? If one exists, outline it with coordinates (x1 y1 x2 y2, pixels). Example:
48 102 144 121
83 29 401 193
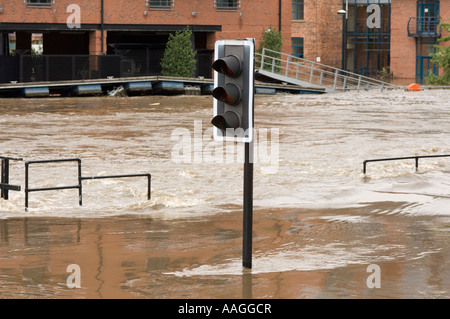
256 26 283 72
427 21 450 85
160 28 197 78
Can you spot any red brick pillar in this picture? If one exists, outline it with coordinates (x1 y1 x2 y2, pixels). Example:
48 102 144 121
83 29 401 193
89 30 106 56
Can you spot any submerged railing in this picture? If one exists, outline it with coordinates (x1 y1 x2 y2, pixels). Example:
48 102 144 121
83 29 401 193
1 156 151 211
363 154 450 175
0 156 23 200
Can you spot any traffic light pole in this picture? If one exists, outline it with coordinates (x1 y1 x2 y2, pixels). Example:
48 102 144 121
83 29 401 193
210 38 255 269
243 140 254 269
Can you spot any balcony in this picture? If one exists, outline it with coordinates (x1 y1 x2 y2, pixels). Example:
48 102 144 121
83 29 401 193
408 17 441 38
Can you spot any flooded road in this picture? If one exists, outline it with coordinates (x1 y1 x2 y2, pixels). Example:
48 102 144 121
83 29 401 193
0 90 450 298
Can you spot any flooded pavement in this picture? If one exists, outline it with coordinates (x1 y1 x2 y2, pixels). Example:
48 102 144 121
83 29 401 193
0 90 450 298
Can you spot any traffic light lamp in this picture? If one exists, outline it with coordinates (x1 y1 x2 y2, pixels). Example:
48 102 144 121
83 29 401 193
211 39 254 143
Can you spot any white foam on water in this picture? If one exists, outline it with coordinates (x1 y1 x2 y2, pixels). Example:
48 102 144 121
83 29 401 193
166 243 406 277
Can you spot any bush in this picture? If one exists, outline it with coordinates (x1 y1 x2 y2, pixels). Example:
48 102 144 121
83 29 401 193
161 28 197 78
427 21 450 85
256 26 283 72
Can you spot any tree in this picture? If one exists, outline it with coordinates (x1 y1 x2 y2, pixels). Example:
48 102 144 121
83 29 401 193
427 21 450 85
160 28 197 78
256 26 284 72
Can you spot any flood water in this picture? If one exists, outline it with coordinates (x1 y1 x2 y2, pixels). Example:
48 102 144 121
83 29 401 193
0 90 450 299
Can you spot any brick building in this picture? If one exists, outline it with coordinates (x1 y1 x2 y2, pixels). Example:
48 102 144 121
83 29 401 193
291 0 449 83
0 0 448 83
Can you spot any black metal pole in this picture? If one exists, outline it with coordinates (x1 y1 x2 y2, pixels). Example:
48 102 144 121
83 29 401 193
25 162 29 211
243 141 254 269
1 159 7 200
4 159 9 200
101 0 104 55
78 159 82 206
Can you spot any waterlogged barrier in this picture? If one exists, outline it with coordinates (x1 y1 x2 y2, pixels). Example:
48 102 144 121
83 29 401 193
1 156 151 211
0 156 23 200
363 154 450 175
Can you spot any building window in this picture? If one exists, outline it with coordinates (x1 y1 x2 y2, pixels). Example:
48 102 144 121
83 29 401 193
148 0 173 9
343 1 391 77
215 0 240 10
26 0 52 6
292 1 304 20
291 37 304 59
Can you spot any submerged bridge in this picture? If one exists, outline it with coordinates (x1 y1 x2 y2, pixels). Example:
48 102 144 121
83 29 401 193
255 48 401 93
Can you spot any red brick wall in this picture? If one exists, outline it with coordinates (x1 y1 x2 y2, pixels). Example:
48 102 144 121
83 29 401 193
4 0 449 79
390 0 417 80
291 0 343 68
0 0 292 54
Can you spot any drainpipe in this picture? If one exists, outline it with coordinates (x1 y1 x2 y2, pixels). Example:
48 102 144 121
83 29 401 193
279 0 282 31
101 0 104 54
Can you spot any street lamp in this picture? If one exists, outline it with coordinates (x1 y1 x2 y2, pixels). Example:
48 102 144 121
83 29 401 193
338 1 349 70
338 9 347 18
337 0 348 19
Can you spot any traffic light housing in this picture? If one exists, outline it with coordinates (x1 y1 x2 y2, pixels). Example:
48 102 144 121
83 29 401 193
211 39 254 143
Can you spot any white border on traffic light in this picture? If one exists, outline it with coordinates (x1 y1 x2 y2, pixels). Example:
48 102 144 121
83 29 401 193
213 39 254 143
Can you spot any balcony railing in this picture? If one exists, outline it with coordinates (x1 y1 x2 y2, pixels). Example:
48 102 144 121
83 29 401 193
408 17 441 38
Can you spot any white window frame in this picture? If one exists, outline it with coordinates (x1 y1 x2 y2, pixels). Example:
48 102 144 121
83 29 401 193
214 0 240 10
147 0 174 10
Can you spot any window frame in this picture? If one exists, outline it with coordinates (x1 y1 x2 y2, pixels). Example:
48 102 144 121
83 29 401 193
291 37 304 59
214 0 240 11
292 0 304 21
25 0 53 7
147 0 174 10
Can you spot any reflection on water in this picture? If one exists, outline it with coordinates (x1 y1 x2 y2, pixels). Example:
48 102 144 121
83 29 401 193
0 209 449 298
1 91 450 298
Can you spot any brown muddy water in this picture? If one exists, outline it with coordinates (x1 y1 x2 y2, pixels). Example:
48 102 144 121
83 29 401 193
0 91 450 298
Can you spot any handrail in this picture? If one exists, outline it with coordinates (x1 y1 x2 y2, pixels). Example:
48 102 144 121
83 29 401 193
1 156 24 200
407 16 441 37
25 158 82 211
22 157 151 211
80 173 151 201
256 48 401 92
0 156 24 161
363 154 450 175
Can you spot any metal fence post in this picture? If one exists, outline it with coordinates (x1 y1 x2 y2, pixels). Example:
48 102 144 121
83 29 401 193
78 158 82 206
25 162 29 211
1 159 8 200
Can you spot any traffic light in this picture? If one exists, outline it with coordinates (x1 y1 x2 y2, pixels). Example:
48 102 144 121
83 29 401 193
211 39 254 143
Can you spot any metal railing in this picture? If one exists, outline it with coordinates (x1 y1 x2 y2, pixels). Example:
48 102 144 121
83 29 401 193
255 48 401 92
1 156 23 200
363 154 450 175
80 173 152 203
25 158 82 210
0 51 214 84
1 156 151 211
407 17 441 38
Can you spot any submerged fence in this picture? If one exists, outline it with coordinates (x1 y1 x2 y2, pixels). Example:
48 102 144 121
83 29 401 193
1 156 151 211
363 154 450 175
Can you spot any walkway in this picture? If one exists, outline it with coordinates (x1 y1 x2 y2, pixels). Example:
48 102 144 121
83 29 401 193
255 48 402 93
